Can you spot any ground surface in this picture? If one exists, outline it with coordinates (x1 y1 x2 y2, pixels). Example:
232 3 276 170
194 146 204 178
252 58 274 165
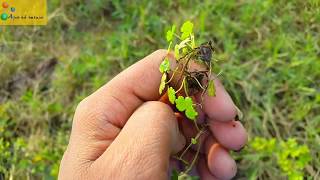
0 0 319 179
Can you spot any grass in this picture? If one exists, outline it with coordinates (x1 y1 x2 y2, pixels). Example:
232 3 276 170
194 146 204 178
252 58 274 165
0 0 319 179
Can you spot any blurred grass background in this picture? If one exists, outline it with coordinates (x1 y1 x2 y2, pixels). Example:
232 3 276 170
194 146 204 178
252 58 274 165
0 0 319 179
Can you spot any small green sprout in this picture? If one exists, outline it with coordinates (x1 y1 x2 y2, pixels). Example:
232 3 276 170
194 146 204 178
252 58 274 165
174 44 180 59
166 25 176 42
191 138 197 145
207 80 216 97
159 73 167 94
180 21 194 40
168 87 176 104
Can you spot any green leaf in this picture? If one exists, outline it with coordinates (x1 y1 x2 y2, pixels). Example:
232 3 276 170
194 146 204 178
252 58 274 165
190 34 196 48
159 73 167 94
175 96 198 120
207 80 215 96
159 58 170 73
185 106 198 120
171 169 179 180
166 25 176 42
184 97 194 109
175 96 186 111
167 41 172 51
191 138 197 145
180 21 194 40
168 87 176 104
178 173 200 180
174 44 180 59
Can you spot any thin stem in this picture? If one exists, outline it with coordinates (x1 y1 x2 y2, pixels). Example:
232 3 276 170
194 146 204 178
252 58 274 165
184 139 202 174
172 155 189 166
173 33 181 40
179 129 205 160
173 33 194 49
194 103 203 108
200 88 206 105
209 61 212 80
165 66 180 84
193 120 200 132
176 55 192 87
183 79 189 97
191 75 206 90
176 77 186 94
179 140 194 160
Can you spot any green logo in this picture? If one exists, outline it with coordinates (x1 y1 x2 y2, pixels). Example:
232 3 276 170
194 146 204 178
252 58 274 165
1 13 8 20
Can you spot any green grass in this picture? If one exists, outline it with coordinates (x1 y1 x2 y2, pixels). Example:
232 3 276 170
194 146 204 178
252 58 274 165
0 0 319 179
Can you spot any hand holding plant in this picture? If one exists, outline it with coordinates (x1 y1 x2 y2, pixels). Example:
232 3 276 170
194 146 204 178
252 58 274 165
58 21 247 180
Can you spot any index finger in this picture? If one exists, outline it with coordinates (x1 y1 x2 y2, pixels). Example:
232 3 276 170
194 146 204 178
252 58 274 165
81 49 168 128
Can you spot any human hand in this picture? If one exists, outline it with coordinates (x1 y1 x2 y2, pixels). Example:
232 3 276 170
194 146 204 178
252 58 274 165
58 50 247 180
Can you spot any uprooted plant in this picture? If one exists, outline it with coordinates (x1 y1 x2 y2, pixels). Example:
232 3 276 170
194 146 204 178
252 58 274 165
158 21 224 179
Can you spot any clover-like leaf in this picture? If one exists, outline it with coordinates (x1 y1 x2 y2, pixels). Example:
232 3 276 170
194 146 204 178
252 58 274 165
159 73 167 94
184 97 194 109
175 96 198 120
159 58 170 73
185 106 198 120
175 96 186 111
166 25 176 42
168 87 176 104
180 21 194 40
208 80 215 96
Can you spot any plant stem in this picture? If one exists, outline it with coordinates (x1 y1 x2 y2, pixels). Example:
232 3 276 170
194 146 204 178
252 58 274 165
173 33 194 49
166 66 180 84
193 120 200 132
191 75 206 90
184 139 202 174
176 77 186 94
179 129 205 160
173 155 189 166
183 78 189 97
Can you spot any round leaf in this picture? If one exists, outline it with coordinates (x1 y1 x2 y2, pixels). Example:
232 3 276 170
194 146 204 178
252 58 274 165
180 21 194 40
185 106 198 120
175 96 186 111
166 25 176 42
159 58 170 73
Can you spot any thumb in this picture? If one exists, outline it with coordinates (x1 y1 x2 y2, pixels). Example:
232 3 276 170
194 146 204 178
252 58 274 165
92 101 186 179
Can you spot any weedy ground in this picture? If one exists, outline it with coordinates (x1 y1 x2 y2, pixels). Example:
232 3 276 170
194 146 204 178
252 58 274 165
0 0 319 179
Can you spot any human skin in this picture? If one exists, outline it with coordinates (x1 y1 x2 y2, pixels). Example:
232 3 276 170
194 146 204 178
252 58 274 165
58 50 247 180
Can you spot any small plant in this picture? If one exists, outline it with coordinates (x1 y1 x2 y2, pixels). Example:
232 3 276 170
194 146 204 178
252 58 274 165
250 137 311 180
159 21 222 178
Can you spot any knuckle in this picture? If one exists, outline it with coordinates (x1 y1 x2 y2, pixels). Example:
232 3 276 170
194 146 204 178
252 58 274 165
75 97 92 120
143 101 174 117
140 101 176 127
74 96 104 126
75 97 89 114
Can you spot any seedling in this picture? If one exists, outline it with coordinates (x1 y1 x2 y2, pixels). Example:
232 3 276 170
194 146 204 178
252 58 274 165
159 21 222 179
